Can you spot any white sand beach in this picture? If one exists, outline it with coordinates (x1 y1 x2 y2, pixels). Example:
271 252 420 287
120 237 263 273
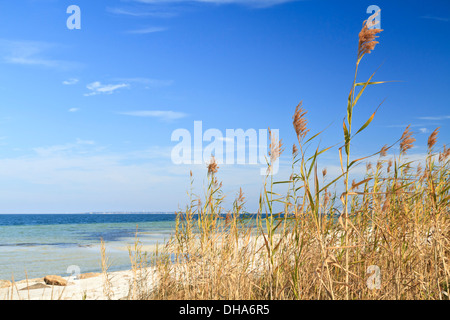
0 268 156 300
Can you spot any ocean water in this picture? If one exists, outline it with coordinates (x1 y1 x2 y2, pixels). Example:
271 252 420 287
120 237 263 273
0 214 177 281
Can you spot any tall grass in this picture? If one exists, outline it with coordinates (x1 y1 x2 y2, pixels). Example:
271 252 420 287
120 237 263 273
144 17 450 300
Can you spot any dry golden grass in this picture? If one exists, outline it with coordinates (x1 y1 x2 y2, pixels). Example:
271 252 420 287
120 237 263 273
124 17 450 301
143 135 449 300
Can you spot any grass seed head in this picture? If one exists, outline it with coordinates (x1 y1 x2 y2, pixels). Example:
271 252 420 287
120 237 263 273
292 101 310 142
268 128 284 165
427 127 440 151
400 125 416 154
292 144 299 157
380 145 388 157
358 15 383 59
207 156 219 176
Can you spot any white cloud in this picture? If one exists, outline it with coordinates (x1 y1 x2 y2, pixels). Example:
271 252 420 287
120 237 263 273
420 15 449 22
417 115 450 121
118 110 188 121
133 0 297 8
63 78 79 85
114 77 174 87
386 124 425 128
0 39 80 70
32 139 97 157
69 108 80 112
84 81 130 96
125 27 168 34
419 128 429 134
107 7 179 18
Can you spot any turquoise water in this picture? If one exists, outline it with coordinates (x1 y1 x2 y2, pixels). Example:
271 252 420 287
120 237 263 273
0 214 177 281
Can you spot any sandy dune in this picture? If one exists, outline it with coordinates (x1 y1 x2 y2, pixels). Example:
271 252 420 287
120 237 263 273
0 268 156 300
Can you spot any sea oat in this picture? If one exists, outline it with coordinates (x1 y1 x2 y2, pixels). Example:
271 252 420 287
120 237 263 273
427 127 440 151
417 163 423 175
268 128 284 165
358 14 383 59
380 145 388 157
237 187 245 204
207 156 219 176
376 160 382 171
292 144 299 157
439 145 450 162
324 191 330 206
292 101 310 142
404 163 410 175
382 195 390 212
400 125 415 154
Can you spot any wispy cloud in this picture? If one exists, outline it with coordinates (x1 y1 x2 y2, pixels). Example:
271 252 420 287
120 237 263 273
63 78 79 85
107 7 179 18
125 27 168 34
385 124 425 128
133 0 297 8
33 139 97 157
417 115 450 121
114 77 174 87
118 110 188 121
68 108 80 112
84 81 130 96
0 39 80 70
420 15 449 22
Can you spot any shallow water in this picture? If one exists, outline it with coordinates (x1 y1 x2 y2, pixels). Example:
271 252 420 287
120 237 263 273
0 214 177 281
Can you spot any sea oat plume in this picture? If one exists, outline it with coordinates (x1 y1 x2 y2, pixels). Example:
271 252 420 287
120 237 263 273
324 191 330 205
417 163 423 175
376 160 382 171
387 159 393 173
292 101 310 142
237 187 245 204
207 155 219 176
292 144 299 157
427 127 440 151
400 125 415 154
439 144 450 162
358 14 383 59
380 145 388 157
382 195 391 212
268 128 284 165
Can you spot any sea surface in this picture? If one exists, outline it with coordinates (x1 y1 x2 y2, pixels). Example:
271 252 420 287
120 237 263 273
0 214 177 281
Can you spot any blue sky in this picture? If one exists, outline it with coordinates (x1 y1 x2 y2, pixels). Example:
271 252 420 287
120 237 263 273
0 0 449 213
